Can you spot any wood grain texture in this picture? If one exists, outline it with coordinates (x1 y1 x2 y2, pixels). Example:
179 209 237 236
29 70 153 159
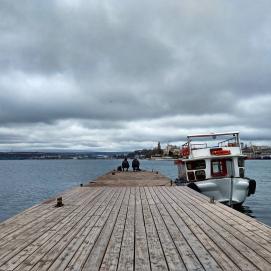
88 170 173 187
0 171 270 271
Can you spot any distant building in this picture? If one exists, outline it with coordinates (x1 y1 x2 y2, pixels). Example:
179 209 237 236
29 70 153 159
242 143 271 159
163 144 180 157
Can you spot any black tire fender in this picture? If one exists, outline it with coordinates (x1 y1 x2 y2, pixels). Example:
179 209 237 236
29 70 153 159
248 179 256 196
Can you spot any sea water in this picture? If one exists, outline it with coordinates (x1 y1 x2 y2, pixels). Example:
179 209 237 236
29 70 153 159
0 159 270 226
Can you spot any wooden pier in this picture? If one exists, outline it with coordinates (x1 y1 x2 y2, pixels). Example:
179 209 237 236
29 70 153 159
0 171 270 270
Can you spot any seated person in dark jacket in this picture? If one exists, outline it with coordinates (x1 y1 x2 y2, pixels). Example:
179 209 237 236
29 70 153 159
132 158 140 171
122 157 130 171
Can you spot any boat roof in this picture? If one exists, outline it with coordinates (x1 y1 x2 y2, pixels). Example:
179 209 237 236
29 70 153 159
187 131 239 139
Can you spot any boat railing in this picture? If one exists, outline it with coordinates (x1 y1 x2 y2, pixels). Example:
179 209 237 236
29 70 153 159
181 142 209 157
190 143 208 150
218 137 239 147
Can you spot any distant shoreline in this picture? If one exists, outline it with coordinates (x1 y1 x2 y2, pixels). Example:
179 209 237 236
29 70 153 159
0 151 270 160
0 157 270 161
0 151 127 160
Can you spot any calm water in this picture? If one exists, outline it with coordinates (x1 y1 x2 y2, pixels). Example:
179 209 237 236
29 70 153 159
0 159 270 226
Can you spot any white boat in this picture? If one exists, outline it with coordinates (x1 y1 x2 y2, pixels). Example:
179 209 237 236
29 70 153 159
175 132 256 206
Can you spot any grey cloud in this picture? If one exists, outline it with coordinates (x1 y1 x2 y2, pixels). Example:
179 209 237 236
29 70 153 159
0 0 271 150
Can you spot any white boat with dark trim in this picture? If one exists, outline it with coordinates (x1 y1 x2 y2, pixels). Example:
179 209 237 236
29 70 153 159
175 132 256 206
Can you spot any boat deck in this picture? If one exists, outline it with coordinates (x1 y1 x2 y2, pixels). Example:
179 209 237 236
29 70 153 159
0 172 270 270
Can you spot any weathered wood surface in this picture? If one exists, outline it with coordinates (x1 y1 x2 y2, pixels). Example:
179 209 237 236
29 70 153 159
0 186 271 270
88 170 174 187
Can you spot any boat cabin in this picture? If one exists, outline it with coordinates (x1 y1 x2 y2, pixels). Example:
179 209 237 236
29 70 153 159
176 132 246 182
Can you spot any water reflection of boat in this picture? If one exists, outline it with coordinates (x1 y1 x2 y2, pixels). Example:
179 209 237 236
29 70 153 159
175 132 256 206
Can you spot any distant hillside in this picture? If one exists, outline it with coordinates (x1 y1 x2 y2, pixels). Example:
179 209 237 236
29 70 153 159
0 151 129 160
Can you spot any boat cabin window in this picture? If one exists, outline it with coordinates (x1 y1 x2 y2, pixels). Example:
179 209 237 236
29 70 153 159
238 157 245 167
195 170 206 181
239 168 245 178
211 160 227 177
186 160 206 170
187 171 195 181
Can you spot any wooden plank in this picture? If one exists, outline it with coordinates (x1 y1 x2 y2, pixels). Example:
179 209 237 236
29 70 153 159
162 187 270 271
151 187 209 271
144 187 186 271
99 188 131 271
0 205 75 265
180 187 271 252
45 189 116 271
88 170 173 187
2 188 112 271
116 188 135 271
139 187 169 271
64 189 122 271
63 188 124 271
0 187 97 243
149 187 240 271
168 187 271 266
182 187 271 238
134 187 151 271
182 187 271 243
0 188 103 267
81 188 126 271
156 187 222 271
0 205 59 241
17 188 119 271
0 186 80 229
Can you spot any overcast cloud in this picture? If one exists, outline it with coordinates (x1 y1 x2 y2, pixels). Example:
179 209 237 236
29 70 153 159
0 0 271 151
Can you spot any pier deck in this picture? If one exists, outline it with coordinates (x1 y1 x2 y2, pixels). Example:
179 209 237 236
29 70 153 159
88 170 174 187
0 172 270 270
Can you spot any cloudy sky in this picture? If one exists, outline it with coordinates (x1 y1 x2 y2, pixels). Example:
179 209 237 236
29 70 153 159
0 0 271 151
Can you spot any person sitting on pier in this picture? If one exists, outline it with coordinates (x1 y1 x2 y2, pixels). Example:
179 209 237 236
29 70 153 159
132 158 140 171
122 157 130 171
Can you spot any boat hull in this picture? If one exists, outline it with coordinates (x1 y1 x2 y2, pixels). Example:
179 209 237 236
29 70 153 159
188 177 250 205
